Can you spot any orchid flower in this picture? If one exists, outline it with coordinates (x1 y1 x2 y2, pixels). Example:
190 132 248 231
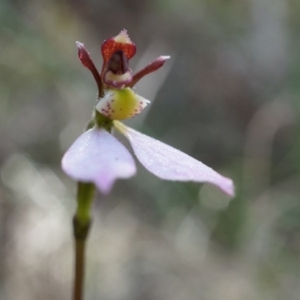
62 30 235 197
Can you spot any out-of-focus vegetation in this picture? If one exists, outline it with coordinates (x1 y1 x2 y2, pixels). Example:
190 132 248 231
1 0 300 299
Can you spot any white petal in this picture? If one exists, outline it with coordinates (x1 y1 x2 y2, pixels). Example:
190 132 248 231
115 122 234 197
62 128 136 194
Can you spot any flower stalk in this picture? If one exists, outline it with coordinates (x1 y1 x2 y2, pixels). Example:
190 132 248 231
72 182 95 300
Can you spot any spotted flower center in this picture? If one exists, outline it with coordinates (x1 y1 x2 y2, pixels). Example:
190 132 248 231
96 88 150 120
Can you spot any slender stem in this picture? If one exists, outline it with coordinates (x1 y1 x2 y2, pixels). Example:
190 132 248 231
72 182 95 300
94 110 113 131
73 239 86 300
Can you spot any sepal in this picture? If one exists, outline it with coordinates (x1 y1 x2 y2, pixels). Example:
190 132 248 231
62 128 136 194
101 30 136 64
114 122 235 197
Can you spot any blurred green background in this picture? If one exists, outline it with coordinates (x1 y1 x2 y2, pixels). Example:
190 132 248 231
1 0 300 299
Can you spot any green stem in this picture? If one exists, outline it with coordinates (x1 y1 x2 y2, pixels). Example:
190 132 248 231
72 182 95 300
94 110 113 131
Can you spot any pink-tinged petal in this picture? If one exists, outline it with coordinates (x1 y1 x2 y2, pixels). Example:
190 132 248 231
114 122 235 197
62 128 136 194
128 55 171 88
